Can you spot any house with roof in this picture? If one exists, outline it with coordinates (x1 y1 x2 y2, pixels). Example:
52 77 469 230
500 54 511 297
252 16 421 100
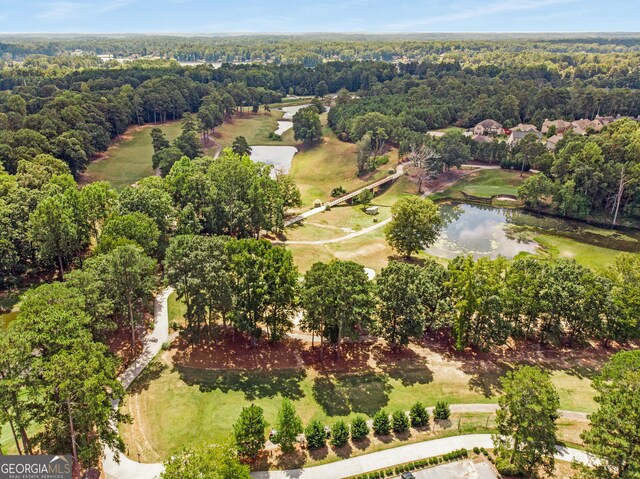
546 134 563 150
507 129 543 147
473 119 503 136
542 119 573 135
571 119 603 135
512 123 539 133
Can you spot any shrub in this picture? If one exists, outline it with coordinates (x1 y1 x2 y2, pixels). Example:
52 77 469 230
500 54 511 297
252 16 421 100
330 420 349 447
305 420 326 449
370 155 389 168
433 401 451 420
410 401 429 427
391 410 409 433
351 415 370 441
331 186 347 197
372 410 391 436
495 456 524 476
473 446 480 454
354 188 373 206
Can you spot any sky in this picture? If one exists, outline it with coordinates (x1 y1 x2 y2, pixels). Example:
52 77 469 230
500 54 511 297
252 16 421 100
0 0 638 34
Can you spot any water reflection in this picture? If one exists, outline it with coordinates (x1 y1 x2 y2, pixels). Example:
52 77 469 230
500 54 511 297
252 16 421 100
425 203 538 259
249 145 298 175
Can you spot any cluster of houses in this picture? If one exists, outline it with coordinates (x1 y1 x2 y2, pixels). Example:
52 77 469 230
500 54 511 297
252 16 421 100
467 115 624 150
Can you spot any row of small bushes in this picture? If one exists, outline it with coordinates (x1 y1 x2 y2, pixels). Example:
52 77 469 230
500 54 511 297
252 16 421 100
306 401 452 450
349 448 469 479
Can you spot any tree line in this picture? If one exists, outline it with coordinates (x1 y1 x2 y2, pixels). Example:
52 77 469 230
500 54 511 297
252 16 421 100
163 237 640 355
518 118 640 224
0 146 300 287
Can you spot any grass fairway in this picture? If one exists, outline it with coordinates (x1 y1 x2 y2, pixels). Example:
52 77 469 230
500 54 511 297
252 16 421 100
119 338 599 465
533 234 624 271
212 111 298 148
285 176 421 272
289 124 397 207
81 121 183 191
432 169 527 201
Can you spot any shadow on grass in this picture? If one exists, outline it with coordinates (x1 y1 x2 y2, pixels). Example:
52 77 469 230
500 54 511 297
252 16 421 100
175 365 306 401
373 345 434 387
312 372 392 416
129 360 168 394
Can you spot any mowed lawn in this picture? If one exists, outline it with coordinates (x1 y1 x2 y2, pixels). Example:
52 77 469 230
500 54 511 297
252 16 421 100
212 110 298 148
290 123 398 207
119 339 598 463
81 111 290 190
533 234 625 271
82 121 183 191
432 169 528 200
285 176 421 272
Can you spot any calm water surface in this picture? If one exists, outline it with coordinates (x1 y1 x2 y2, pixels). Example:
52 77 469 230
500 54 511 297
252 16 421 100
426 203 537 259
250 145 298 175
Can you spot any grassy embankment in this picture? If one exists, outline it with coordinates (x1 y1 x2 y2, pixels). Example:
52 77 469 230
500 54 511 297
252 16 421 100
81 107 294 190
81 121 183 191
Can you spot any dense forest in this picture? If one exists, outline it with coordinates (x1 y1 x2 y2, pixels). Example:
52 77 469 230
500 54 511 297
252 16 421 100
2 40 640 284
2 33 640 65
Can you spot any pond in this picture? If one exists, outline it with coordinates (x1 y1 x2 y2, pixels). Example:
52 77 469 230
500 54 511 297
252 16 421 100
250 146 298 175
279 104 311 120
275 120 292 136
425 203 538 259
425 203 640 260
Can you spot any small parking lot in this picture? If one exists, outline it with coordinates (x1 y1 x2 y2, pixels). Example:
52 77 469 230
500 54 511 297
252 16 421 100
411 460 498 479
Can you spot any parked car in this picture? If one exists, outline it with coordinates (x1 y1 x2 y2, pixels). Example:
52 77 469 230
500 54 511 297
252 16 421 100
401 473 415 479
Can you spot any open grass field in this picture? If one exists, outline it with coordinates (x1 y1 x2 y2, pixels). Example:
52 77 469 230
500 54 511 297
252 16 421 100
431 169 528 201
532 234 624 271
289 123 398 207
212 110 298 148
284 176 424 272
118 335 607 465
81 121 183 191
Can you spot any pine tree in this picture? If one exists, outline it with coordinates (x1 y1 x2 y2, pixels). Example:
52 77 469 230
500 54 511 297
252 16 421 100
391 410 409 433
273 399 302 453
233 404 267 459
350 416 369 441
305 420 326 449
372 410 391 436
433 401 451 420
410 401 429 428
330 420 349 447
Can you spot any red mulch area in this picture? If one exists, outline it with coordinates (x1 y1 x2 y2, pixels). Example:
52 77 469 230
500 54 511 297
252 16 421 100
171 335 306 370
170 333 433 375
422 333 640 395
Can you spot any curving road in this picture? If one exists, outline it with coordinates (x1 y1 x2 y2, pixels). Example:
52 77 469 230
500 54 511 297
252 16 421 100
103 287 174 479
